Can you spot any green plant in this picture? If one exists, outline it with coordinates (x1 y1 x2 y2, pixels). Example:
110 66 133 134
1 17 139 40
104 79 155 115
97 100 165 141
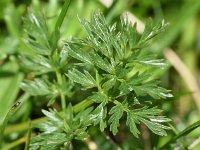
1 0 200 149
17 4 174 148
1 1 175 149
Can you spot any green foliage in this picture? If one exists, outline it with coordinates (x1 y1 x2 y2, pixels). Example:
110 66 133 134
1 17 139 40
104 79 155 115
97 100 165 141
67 69 96 89
23 9 51 56
64 11 172 138
20 8 73 107
119 72 172 99
91 101 107 131
30 104 93 150
0 0 200 150
1 0 200 149
11 5 173 150
126 106 171 137
21 79 55 96
108 103 124 135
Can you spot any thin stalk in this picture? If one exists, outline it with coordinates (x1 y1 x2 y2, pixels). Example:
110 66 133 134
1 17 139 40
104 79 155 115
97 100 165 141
168 123 179 135
53 0 71 111
56 71 66 111
4 98 94 135
24 121 32 150
74 99 93 113
2 136 27 150
55 0 71 30
5 117 46 136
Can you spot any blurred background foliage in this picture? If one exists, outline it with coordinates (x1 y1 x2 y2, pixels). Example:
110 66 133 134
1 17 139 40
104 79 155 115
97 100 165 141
0 0 200 149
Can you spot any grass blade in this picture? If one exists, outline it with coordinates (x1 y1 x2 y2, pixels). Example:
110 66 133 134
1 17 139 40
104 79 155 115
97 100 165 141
55 0 71 30
160 120 200 149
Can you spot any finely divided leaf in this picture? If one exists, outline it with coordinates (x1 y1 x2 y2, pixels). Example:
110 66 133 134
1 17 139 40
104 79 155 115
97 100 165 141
136 59 166 67
90 51 114 74
139 20 167 43
141 119 170 136
42 109 61 122
23 9 51 55
30 105 93 150
91 103 107 131
108 104 124 135
65 43 92 64
102 77 116 91
89 92 107 103
20 79 51 96
111 33 125 60
67 69 96 89
120 72 172 99
80 11 113 57
126 111 140 138
20 55 53 74
126 107 171 137
30 133 68 150
120 17 140 49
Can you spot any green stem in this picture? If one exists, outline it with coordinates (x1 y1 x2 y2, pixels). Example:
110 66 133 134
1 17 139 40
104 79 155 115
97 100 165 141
74 99 93 113
2 136 27 150
5 117 46 136
55 0 71 30
24 121 32 150
53 0 71 111
168 123 179 135
4 99 94 135
56 71 66 111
